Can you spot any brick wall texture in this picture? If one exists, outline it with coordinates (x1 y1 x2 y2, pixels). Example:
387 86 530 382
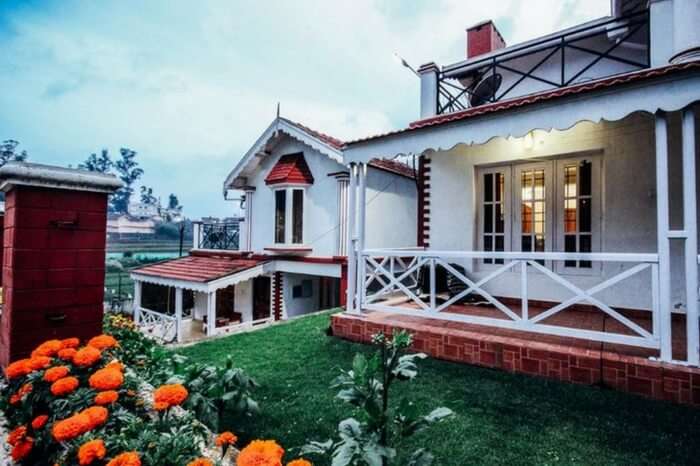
332 313 700 406
0 186 109 365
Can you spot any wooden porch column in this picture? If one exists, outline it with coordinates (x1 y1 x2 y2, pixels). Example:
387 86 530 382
682 107 699 366
175 287 183 343
206 291 216 337
133 281 142 325
655 112 673 362
357 163 367 310
346 163 358 313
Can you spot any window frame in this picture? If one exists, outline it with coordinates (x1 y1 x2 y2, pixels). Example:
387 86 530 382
554 155 602 275
475 151 603 276
272 185 307 246
476 165 512 267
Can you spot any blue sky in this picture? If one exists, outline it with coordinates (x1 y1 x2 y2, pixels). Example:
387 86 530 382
0 0 609 218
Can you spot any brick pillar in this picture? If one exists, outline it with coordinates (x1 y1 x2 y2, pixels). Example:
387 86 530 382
272 272 283 321
339 262 348 308
0 163 121 366
417 156 431 248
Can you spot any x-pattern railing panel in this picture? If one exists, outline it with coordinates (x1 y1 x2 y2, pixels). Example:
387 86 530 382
358 249 660 349
136 308 177 343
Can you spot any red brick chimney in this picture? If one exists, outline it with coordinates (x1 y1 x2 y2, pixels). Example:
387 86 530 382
0 162 121 366
467 20 506 59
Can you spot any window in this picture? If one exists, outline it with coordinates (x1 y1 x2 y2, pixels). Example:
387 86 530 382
292 189 304 244
480 168 510 264
476 155 599 272
274 190 286 244
559 158 596 270
273 187 305 245
292 279 313 298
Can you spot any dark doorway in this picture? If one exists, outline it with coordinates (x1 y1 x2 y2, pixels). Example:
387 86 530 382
253 276 271 321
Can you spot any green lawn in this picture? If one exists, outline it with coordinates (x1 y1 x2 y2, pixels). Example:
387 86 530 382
177 310 700 465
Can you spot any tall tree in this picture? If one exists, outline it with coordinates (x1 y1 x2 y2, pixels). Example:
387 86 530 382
167 193 182 211
140 186 158 206
110 148 144 214
79 149 112 173
0 140 28 166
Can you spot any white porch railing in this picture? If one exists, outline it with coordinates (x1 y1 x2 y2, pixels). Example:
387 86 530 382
134 307 178 343
358 249 662 351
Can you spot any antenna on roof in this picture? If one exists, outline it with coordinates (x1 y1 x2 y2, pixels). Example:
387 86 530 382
276 102 280 119
393 52 420 78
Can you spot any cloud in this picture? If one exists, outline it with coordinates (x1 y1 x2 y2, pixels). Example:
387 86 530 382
0 0 610 217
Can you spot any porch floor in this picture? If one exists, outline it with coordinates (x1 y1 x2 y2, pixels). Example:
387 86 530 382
369 300 689 360
331 303 700 405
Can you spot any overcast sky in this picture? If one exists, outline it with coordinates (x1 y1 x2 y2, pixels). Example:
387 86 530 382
0 0 610 218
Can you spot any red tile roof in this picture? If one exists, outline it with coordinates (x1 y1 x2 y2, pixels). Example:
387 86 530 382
132 255 265 283
281 118 416 179
368 158 416 179
346 62 700 145
265 153 315 185
281 117 345 150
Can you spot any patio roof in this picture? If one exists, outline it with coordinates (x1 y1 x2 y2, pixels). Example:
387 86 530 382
343 61 700 163
131 255 269 292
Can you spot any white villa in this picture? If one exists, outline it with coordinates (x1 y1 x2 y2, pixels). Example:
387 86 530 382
128 0 700 402
130 117 416 343
334 0 700 382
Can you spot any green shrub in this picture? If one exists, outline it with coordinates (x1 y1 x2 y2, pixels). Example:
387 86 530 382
302 330 453 466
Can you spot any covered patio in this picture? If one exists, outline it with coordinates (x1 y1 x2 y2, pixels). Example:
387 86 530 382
337 61 700 398
130 253 273 343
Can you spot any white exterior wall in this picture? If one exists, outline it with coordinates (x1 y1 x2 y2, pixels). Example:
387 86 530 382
234 279 254 322
245 137 346 256
364 167 418 249
242 134 418 256
427 111 700 311
283 272 320 318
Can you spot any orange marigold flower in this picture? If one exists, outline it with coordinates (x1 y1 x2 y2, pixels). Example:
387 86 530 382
52 414 91 442
216 431 238 447
106 451 141 466
5 359 31 379
61 337 80 349
7 425 27 446
73 346 102 367
236 440 285 466
89 368 124 391
187 459 213 466
58 348 77 361
11 437 33 461
78 439 107 465
95 390 119 405
87 334 118 350
287 460 312 466
28 356 52 371
153 383 188 408
82 406 109 430
44 365 70 382
32 339 63 357
51 376 79 396
105 361 124 372
31 415 49 430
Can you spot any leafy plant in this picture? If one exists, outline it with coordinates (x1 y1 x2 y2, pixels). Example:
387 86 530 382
303 331 453 466
168 356 259 432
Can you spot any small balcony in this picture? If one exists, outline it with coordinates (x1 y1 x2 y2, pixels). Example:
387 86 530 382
435 9 650 115
192 221 240 251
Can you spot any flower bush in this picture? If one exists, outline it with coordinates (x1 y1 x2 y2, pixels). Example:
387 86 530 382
2 314 315 466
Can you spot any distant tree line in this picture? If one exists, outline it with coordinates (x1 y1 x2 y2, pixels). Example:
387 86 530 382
0 140 184 218
78 148 183 217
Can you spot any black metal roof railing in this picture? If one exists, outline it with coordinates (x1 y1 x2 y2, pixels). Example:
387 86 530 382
437 9 650 115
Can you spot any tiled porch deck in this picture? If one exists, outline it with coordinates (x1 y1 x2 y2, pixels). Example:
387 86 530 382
331 303 700 406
